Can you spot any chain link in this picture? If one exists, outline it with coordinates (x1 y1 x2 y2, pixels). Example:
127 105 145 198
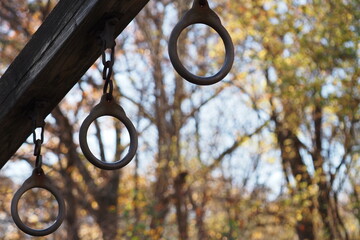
101 43 115 99
32 122 45 171
99 17 118 100
32 126 44 144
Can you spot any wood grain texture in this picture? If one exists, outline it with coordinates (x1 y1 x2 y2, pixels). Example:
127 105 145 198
0 0 149 169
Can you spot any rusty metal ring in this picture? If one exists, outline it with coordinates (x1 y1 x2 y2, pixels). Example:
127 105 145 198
79 94 138 170
11 168 65 236
168 0 234 85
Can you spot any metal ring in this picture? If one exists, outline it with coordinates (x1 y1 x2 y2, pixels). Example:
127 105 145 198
168 0 234 85
11 168 66 236
79 94 138 170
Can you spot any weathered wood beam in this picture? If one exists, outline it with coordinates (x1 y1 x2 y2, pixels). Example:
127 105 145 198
0 0 149 169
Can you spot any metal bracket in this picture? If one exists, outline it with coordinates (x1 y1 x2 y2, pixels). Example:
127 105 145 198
99 17 120 49
31 101 47 129
27 101 47 149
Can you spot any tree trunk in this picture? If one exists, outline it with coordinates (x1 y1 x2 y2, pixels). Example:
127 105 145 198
312 104 339 239
275 121 315 240
174 172 189 240
63 172 80 240
96 174 120 240
195 206 208 240
52 106 81 239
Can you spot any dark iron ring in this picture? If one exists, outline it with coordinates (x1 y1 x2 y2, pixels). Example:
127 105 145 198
11 168 66 236
168 0 234 85
79 94 138 170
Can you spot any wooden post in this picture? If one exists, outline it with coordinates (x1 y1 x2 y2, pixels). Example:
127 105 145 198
0 0 149 169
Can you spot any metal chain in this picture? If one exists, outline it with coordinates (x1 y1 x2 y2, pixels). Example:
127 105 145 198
33 122 44 171
98 17 119 100
101 42 115 100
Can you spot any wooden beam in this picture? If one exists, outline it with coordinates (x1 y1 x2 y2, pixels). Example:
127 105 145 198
0 0 149 169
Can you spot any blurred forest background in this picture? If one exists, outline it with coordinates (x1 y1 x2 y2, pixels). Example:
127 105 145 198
0 0 359 239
